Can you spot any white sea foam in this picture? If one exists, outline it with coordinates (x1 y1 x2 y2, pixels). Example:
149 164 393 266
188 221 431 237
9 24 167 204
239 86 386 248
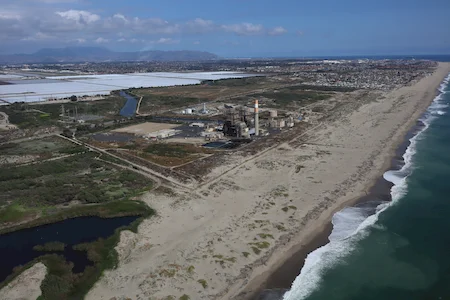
283 73 450 300
328 207 369 241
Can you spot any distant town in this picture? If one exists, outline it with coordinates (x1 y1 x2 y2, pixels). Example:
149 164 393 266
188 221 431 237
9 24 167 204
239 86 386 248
1 58 435 91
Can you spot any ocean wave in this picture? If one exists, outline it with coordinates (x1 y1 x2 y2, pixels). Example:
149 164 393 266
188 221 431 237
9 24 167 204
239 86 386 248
282 73 450 300
329 206 373 241
282 210 381 300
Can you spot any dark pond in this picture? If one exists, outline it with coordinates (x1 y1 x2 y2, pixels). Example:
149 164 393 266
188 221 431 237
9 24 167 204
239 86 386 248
0 216 138 283
203 141 230 148
203 139 252 149
119 91 138 117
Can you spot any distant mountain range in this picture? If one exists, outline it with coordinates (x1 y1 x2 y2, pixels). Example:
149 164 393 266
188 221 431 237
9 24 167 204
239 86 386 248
0 47 219 64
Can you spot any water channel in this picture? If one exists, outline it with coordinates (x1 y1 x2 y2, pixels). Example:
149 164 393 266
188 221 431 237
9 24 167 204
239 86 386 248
119 91 138 117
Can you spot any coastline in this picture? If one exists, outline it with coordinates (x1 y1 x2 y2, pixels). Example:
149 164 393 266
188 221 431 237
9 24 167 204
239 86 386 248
241 63 450 299
253 117 422 297
82 62 450 300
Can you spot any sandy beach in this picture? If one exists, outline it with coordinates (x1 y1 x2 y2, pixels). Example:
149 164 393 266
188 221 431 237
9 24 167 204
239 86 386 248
81 62 450 300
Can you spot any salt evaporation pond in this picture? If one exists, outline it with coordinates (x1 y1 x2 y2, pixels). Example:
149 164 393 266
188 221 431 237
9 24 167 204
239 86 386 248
0 72 255 103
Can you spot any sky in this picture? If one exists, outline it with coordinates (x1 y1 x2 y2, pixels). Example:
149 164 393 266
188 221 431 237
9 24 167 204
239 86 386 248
1 0 450 57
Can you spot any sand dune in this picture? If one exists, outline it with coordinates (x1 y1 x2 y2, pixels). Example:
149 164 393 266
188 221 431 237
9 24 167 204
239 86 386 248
0 263 46 300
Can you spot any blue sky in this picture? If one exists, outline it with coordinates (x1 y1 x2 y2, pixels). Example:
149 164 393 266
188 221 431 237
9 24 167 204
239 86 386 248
1 0 450 57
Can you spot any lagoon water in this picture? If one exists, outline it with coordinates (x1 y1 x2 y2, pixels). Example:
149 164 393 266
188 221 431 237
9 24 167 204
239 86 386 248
0 216 137 283
283 74 450 300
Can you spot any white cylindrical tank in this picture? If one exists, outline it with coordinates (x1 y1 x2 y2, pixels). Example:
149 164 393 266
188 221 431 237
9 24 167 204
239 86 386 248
186 108 193 114
270 110 278 118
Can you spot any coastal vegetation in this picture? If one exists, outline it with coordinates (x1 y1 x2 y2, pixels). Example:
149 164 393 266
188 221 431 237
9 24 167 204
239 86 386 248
253 89 332 109
139 94 202 112
33 242 66 252
197 279 208 288
285 84 358 92
0 136 85 164
122 142 213 167
202 77 261 87
0 148 153 233
127 76 270 113
0 96 126 129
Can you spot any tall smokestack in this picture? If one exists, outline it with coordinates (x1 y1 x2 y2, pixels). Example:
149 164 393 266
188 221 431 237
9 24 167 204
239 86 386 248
254 99 259 136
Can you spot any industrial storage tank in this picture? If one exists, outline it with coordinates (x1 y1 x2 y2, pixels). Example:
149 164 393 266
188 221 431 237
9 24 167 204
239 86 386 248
186 108 193 114
270 110 278 118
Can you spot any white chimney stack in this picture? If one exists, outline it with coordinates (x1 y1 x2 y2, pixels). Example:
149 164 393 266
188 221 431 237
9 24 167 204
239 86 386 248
254 99 259 136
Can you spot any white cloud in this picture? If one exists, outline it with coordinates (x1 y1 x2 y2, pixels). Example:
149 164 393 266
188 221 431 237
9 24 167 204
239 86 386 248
27 0 81 3
269 26 287 36
222 40 240 46
21 32 54 41
152 37 179 45
186 18 215 33
56 10 100 24
221 23 264 36
65 37 86 44
95 37 109 44
193 41 200 45
0 4 288 49
0 12 22 20
112 14 129 24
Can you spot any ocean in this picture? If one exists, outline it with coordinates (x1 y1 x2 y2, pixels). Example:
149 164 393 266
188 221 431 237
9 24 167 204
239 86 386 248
282 73 450 300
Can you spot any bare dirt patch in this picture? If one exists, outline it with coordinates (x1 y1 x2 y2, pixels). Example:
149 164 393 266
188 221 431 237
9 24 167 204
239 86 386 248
113 122 179 135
